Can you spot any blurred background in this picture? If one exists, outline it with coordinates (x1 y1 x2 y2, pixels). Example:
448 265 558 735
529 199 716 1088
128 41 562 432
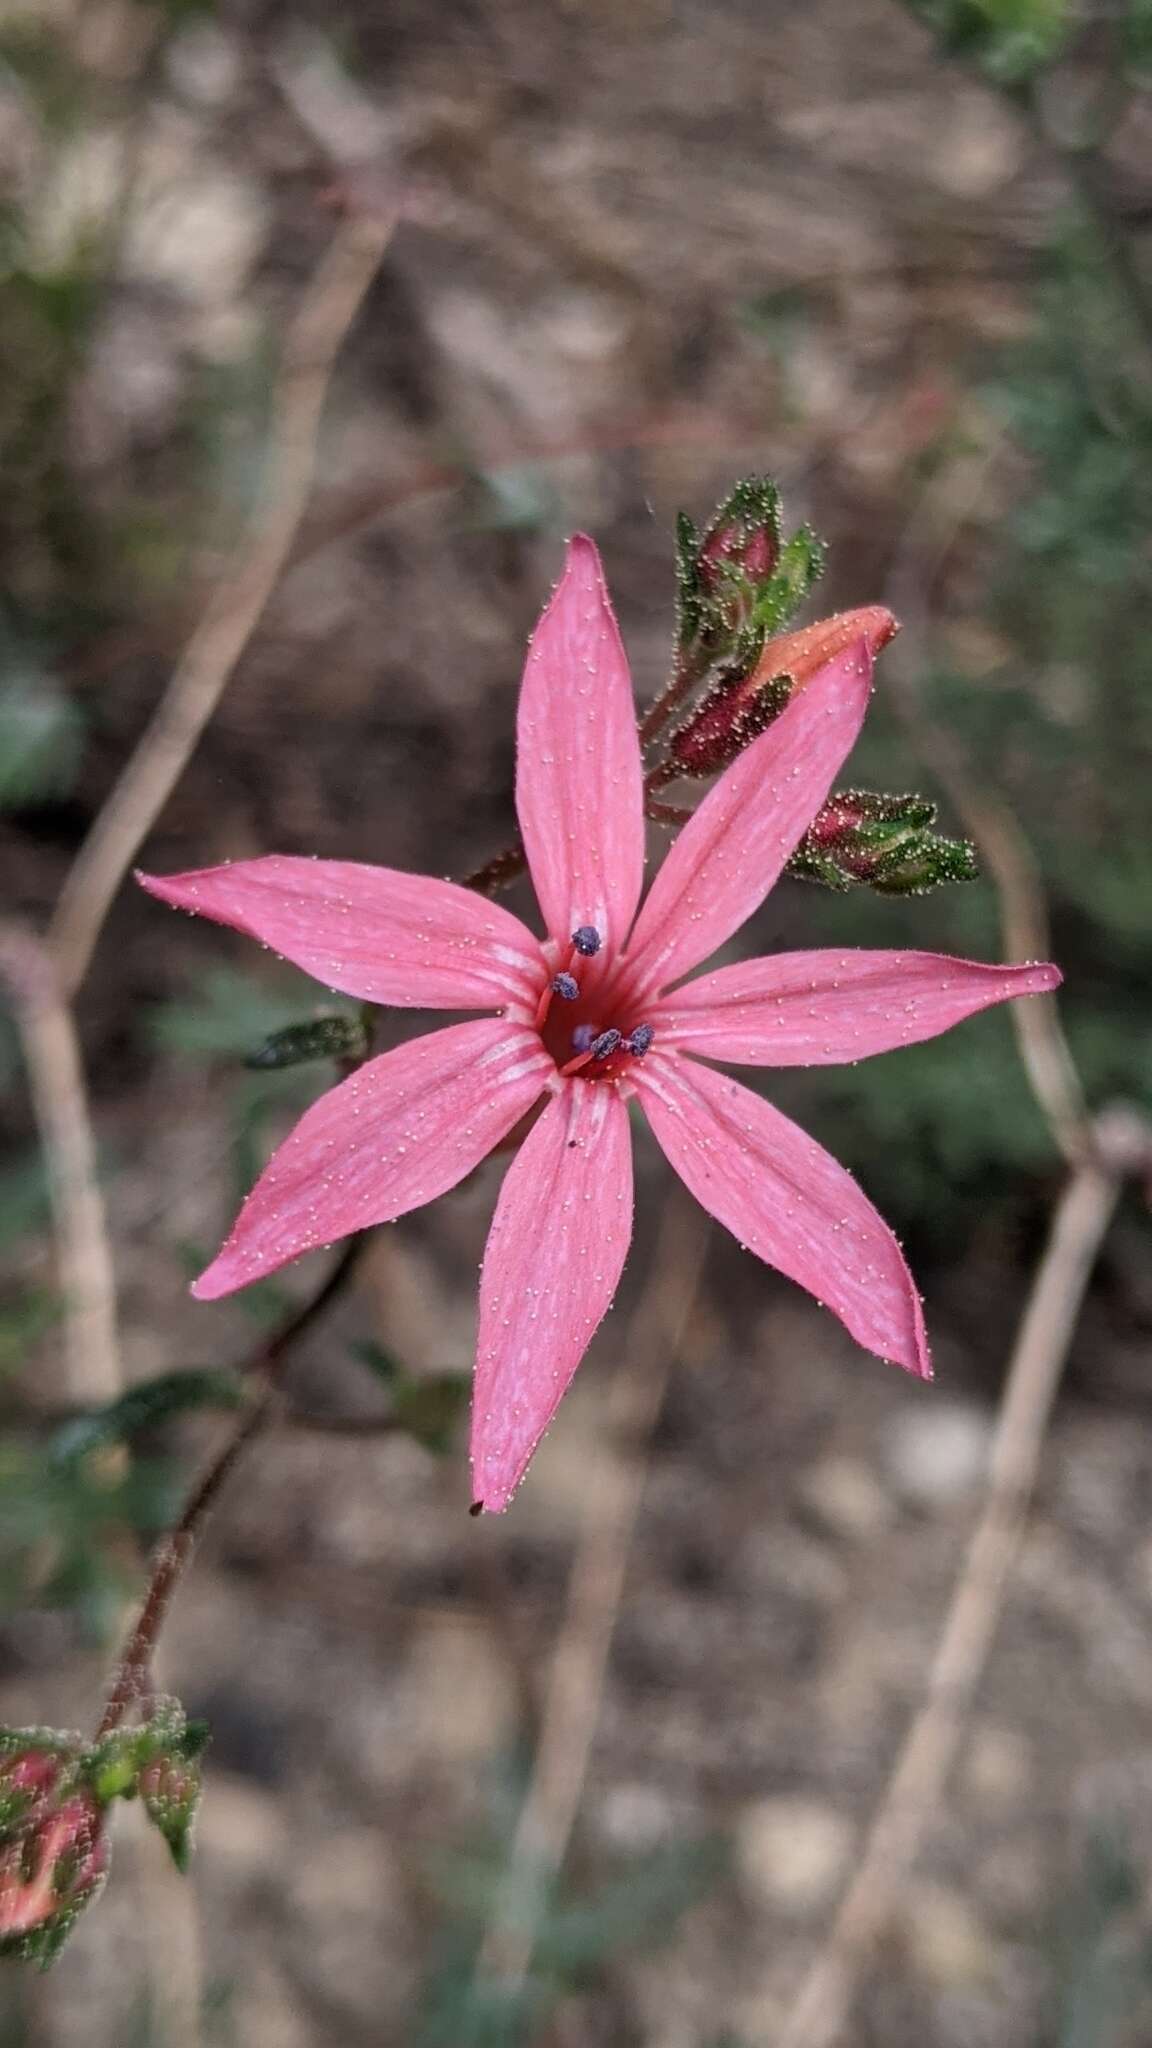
2 1 1151 2042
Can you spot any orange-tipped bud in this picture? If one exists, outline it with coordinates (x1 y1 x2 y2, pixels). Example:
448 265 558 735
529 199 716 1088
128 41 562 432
748 605 898 699
667 606 898 780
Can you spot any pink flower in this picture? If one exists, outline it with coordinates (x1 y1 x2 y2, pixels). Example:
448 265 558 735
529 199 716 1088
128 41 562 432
139 537 1060 1511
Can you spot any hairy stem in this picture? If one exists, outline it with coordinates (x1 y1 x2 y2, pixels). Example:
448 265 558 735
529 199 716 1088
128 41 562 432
96 1235 365 1738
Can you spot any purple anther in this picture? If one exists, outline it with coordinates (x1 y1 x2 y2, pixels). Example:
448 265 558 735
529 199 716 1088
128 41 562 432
626 1024 654 1057
590 1027 622 1061
571 925 602 957
552 972 580 1001
571 1023 596 1054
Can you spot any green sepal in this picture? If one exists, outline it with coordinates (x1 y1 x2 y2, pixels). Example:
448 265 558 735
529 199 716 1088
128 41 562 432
787 788 979 896
868 832 980 896
748 525 826 637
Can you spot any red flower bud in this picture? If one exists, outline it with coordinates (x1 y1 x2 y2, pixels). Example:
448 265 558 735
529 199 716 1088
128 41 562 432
138 1753 202 1873
0 1741 74 1833
787 788 978 895
697 508 779 593
0 1787 107 1953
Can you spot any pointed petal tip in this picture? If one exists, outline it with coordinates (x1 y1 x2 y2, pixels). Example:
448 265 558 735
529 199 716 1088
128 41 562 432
564 530 602 564
861 604 900 654
1031 962 1063 993
189 1262 231 1303
470 1487 511 1515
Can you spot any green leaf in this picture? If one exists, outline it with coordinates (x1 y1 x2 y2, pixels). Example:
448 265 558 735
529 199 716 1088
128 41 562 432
749 524 826 636
246 1012 370 1070
49 1370 246 1465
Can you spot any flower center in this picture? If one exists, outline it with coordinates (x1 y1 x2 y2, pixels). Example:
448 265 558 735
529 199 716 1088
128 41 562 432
535 926 654 1080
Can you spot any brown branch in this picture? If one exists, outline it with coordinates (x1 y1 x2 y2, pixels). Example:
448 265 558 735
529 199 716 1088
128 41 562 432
0 924 122 1407
473 1196 710 1998
49 204 397 998
770 412 1152 2045
776 1106 1151 2048
95 1232 366 1739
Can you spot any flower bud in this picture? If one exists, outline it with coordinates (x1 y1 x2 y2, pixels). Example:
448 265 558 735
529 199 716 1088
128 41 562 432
138 1754 202 1875
676 480 825 672
0 1786 108 1962
695 479 781 599
666 663 793 777
748 605 898 699
665 607 897 781
0 1746 64 1833
788 788 978 895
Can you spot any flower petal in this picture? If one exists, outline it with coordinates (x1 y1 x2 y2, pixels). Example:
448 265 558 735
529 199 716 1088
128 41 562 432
138 858 546 1011
624 640 874 994
516 535 645 957
471 1080 633 1512
193 1020 551 1299
655 950 1063 1065
634 1052 929 1377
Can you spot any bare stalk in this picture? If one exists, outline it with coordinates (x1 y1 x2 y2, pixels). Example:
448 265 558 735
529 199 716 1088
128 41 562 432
49 206 397 997
775 1106 1150 2048
0 925 121 1407
95 1234 365 1738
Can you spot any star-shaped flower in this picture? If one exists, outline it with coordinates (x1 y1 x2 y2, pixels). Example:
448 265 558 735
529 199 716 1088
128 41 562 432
140 537 1060 1511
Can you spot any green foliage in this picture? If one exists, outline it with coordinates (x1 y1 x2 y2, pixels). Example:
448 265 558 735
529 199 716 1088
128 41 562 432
0 23 93 135
1050 1825 1152 2046
902 0 1071 84
0 1438 177 1639
1126 0 1152 70
414 1820 724 2048
0 1151 52 1254
0 1292 62 1383
49 1370 246 1466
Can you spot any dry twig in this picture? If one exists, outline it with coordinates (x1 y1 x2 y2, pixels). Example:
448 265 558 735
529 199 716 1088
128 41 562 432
0 924 122 1407
884 441 1091 1164
49 206 397 996
474 1197 710 2001
773 439 1148 2047
776 1107 1150 2048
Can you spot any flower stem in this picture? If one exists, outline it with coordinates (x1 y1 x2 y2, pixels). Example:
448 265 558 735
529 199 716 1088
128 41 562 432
95 1233 365 1739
